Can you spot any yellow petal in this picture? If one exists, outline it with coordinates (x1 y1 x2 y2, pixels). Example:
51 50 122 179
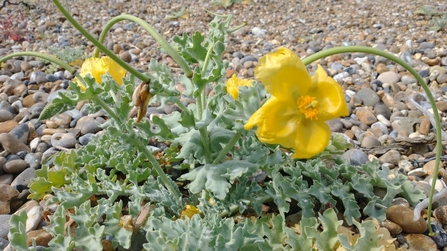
254 47 311 105
226 74 252 99
180 205 200 219
308 65 349 121
100 56 126 85
290 119 331 159
244 97 301 149
245 96 331 158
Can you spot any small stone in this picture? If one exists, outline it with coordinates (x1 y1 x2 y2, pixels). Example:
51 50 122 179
20 61 32 72
25 206 43 232
355 107 377 125
80 119 105 135
10 168 36 188
0 133 31 153
0 120 18 133
404 234 437 251
361 135 381 148
50 113 72 128
434 206 447 224
79 133 94 145
0 184 19 201
418 117 431 135
398 159 414 173
0 110 13 122
423 160 443 176
407 168 428 177
342 149 368 166
27 229 52 247
378 149 401 165
377 71 400 84
3 159 28 174
0 215 11 238
376 62 388 74
355 88 380 107
326 118 343 132
120 51 132 63
8 123 29 144
22 94 35 107
24 153 41 169
51 132 77 149
0 174 13 184
380 219 402 235
437 73 447 84
386 205 427 233
436 101 447 112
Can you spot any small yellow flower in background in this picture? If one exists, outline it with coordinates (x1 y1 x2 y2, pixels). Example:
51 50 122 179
226 74 253 99
75 56 126 90
180 205 200 219
244 47 348 159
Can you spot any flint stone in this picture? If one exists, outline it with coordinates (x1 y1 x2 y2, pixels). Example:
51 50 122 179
8 123 29 144
0 133 31 153
3 159 28 174
10 168 36 188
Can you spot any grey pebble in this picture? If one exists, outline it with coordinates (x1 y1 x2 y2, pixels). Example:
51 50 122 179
0 110 13 122
342 149 368 166
10 167 36 188
25 153 42 169
0 174 13 185
0 215 11 238
51 132 77 149
79 133 94 145
3 159 28 174
26 206 43 232
0 133 31 153
8 123 29 144
355 88 380 107
377 71 400 84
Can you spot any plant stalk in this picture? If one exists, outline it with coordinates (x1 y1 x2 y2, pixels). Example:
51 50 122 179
93 14 193 78
51 0 149 83
302 45 442 236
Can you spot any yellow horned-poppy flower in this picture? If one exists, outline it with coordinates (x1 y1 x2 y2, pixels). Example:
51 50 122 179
75 56 126 90
226 74 253 99
244 47 348 158
180 205 200 219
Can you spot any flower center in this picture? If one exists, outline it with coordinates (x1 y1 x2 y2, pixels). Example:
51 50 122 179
297 95 319 120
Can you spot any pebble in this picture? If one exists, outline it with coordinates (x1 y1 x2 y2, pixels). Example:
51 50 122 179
25 206 43 232
8 123 29 145
10 168 36 188
377 71 400 84
379 150 401 165
342 149 368 166
27 229 52 247
0 133 31 153
3 159 28 174
0 215 11 238
386 205 427 233
404 234 438 251
50 132 77 149
355 107 377 125
355 88 380 107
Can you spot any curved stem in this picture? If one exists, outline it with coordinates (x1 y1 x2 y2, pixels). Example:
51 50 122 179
213 132 241 164
303 46 442 236
51 0 149 83
93 14 193 78
199 127 212 164
0 52 75 74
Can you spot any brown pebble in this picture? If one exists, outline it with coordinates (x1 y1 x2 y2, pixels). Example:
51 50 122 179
27 229 52 247
376 62 388 74
434 206 447 224
404 234 438 251
380 219 402 235
436 101 447 112
0 120 18 133
120 51 132 63
423 160 444 176
386 205 427 233
424 57 441 66
418 117 431 135
355 107 377 125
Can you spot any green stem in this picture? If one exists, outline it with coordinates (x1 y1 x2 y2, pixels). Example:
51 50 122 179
196 42 215 116
93 96 124 129
93 14 193 78
213 132 241 164
199 127 212 164
0 52 75 74
133 137 181 203
94 96 181 201
303 46 442 236
51 0 149 83
175 99 188 111
227 21 247 33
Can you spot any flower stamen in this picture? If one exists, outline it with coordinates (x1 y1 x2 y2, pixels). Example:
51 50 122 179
297 95 319 120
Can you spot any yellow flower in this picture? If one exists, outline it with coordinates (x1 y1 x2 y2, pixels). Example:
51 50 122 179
75 56 126 90
244 47 348 159
180 205 200 219
226 74 253 99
